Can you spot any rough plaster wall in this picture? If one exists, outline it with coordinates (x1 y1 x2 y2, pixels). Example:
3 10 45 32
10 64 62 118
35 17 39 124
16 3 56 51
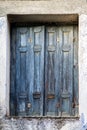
0 118 81 130
0 16 81 130
0 1 87 130
0 17 7 118
79 14 87 122
0 0 86 16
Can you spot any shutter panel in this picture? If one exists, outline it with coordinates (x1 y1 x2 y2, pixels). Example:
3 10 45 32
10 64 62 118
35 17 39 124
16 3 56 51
11 26 45 116
60 27 73 116
11 25 78 117
28 26 44 116
16 28 28 116
45 27 60 116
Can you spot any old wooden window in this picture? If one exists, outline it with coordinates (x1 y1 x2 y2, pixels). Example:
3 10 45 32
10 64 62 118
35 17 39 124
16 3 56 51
10 25 78 117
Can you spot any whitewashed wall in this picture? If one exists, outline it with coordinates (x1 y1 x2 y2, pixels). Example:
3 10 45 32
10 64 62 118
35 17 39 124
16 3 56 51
0 14 87 129
79 14 87 122
0 17 7 118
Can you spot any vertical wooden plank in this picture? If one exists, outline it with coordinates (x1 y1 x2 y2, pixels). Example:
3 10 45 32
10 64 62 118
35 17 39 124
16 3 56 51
60 26 73 116
45 27 58 116
29 27 38 115
39 26 45 116
15 27 28 116
62 31 69 92
20 53 26 92
26 27 34 115
15 28 20 115
68 26 74 116
58 27 63 116
10 27 16 116
34 31 40 92
29 26 45 116
25 27 31 115
73 26 78 116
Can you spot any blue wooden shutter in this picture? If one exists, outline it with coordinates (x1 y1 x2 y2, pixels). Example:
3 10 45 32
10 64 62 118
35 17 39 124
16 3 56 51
45 27 60 116
10 25 78 116
28 26 44 116
60 26 74 116
16 27 29 116
14 26 45 116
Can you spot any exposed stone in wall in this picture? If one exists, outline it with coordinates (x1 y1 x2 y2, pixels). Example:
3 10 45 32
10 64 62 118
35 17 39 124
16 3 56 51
0 118 81 130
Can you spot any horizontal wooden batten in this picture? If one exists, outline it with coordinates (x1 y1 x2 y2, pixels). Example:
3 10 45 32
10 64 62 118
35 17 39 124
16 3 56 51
48 45 56 52
19 47 28 52
34 45 42 52
61 93 71 98
47 94 55 99
33 92 41 99
62 45 71 52
19 93 27 99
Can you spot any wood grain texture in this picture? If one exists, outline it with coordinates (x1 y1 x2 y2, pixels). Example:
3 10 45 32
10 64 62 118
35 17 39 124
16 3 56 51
10 25 78 116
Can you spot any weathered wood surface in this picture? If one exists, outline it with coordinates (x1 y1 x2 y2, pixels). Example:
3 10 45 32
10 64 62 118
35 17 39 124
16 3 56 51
10 25 78 116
